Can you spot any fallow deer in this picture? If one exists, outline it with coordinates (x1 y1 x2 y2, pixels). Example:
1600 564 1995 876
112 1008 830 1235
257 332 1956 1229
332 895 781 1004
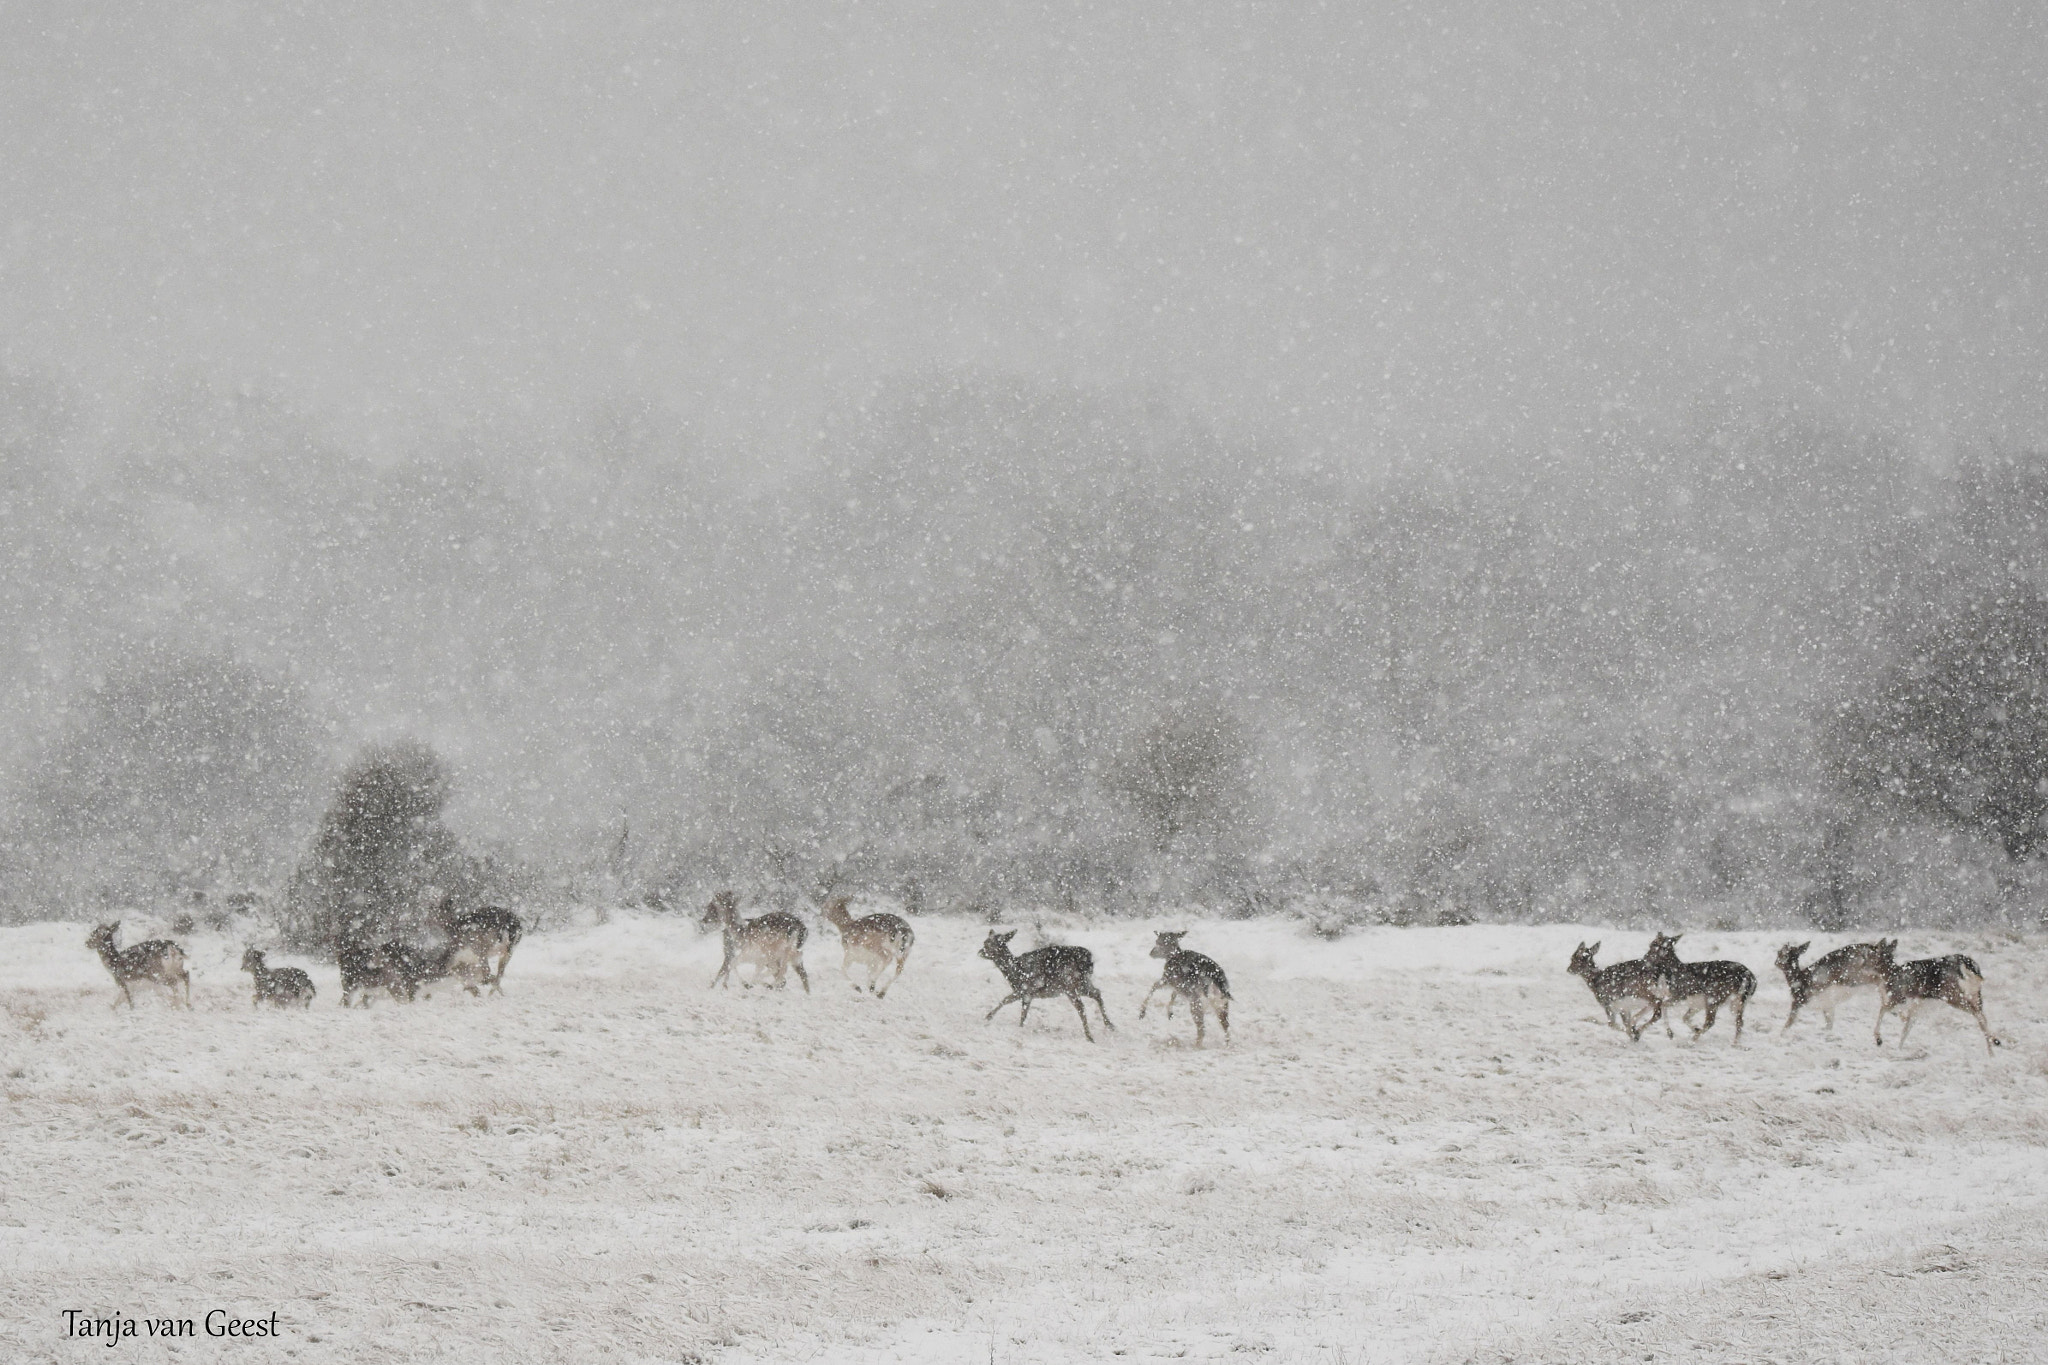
1644 933 1756 1045
819 896 914 997
337 941 423 1007
1139 930 1232 1046
86 923 191 1009
701 891 810 992
1777 939 1893 1034
1875 949 1999 1055
432 898 524 996
978 929 1113 1042
1567 941 1664 1042
239 948 316 1009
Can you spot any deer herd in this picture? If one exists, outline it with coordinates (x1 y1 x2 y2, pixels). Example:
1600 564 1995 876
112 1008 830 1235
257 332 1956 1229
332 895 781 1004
1570 932 2001 1054
80 898 2002 1055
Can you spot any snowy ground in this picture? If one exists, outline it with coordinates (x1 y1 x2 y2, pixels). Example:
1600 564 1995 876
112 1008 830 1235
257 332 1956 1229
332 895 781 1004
3 912 2045 1363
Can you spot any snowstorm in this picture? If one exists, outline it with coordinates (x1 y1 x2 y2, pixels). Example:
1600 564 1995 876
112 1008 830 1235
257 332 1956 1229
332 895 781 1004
3 3 2045 1361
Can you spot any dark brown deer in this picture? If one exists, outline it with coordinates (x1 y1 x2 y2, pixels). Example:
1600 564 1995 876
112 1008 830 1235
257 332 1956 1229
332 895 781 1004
1777 939 1893 1034
1566 941 1664 1042
432 898 524 996
701 891 810 991
86 923 191 1009
337 941 428 1007
978 929 1113 1042
1644 933 1756 1045
1140 930 1232 1046
239 948 316 1009
819 896 914 997
1875 949 1999 1055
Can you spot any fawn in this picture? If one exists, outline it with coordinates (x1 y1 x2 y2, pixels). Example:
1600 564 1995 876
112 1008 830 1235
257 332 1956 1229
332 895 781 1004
1777 939 1893 1034
819 896 914 997
239 948 316 1009
701 891 810 991
1875 948 1999 1055
1644 933 1756 1045
1139 930 1232 1046
978 929 1113 1042
86 923 191 1009
1567 941 1664 1041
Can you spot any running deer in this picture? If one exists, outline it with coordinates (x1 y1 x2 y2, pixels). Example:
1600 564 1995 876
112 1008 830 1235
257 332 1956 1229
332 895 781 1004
337 941 426 1007
819 896 914 997
1566 941 1665 1042
432 898 524 996
1139 930 1232 1046
701 891 810 992
239 948 316 1009
1874 949 1999 1055
86 922 191 1009
978 929 1113 1042
1777 939 1893 1034
1644 933 1756 1046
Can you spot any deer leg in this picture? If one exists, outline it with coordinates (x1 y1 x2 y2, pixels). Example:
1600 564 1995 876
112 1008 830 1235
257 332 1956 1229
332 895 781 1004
1217 997 1230 1042
1730 994 1745 1047
792 958 810 994
1783 999 1801 1032
1087 986 1114 1031
1069 994 1095 1043
1138 982 1160 1019
1970 1004 1997 1053
986 992 1021 1022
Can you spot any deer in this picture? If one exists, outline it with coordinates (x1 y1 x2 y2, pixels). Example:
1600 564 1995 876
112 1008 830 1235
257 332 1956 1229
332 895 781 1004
701 890 810 992
86 923 192 1009
819 896 914 997
1643 933 1756 1045
1874 948 1999 1055
239 948 316 1009
1139 930 1232 1046
337 940 429 1007
1777 939 1894 1034
431 897 524 996
978 929 1113 1042
1566 941 1665 1042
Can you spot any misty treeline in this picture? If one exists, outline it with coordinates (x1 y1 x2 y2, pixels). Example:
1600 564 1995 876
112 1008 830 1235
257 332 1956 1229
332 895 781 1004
3 366 2046 937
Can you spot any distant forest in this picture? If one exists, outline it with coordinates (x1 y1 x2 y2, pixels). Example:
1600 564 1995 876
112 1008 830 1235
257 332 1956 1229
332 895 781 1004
4 367 2046 932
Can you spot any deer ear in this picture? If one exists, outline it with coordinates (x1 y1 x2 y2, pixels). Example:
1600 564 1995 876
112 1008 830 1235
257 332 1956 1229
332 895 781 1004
1587 941 1599 953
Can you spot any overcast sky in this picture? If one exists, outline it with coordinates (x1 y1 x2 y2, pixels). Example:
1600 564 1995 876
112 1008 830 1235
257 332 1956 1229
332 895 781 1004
4 0 2042 464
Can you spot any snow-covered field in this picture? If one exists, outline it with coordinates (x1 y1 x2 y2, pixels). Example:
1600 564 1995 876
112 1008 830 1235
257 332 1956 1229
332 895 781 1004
3 913 2045 1363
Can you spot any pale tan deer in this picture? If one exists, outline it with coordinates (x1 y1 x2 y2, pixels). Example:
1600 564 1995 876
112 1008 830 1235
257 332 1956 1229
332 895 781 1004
1777 939 1893 1034
819 896 914 997
431 897 524 996
86 923 192 1009
701 891 810 991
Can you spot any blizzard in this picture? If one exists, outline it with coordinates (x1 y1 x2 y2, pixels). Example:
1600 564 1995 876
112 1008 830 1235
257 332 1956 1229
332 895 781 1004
4 913 2044 1363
